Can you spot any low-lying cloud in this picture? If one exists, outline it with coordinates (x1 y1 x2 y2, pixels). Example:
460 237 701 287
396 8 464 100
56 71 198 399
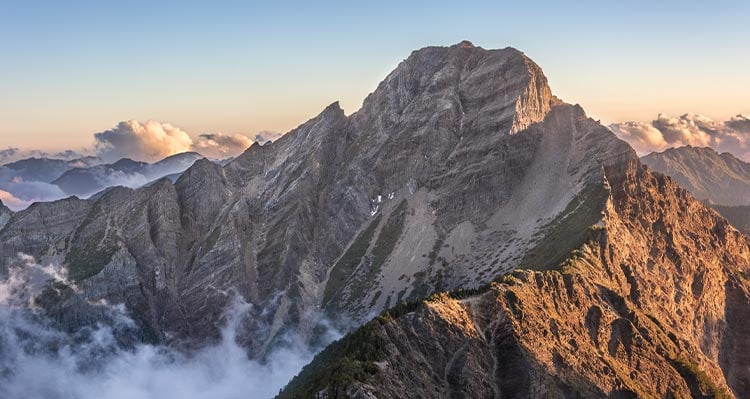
0 254 336 399
610 113 750 160
0 168 69 210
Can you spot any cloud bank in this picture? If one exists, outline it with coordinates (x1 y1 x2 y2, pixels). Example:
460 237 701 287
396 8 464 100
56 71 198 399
0 254 336 399
94 120 280 162
610 113 750 160
0 167 69 211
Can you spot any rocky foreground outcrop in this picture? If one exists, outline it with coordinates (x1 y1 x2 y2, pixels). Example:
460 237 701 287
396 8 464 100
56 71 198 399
280 160 750 399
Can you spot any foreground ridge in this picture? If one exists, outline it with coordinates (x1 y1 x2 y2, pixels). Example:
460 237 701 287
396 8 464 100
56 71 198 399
280 160 750 398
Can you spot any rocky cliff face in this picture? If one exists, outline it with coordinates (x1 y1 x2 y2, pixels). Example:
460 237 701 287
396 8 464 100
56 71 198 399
641 146 750 206
280 160 750 399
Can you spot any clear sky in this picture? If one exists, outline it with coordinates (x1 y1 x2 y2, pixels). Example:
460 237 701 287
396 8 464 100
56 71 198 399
1 0 748 152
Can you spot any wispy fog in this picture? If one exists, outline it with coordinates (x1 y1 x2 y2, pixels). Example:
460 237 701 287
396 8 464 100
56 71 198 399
0 255 335 399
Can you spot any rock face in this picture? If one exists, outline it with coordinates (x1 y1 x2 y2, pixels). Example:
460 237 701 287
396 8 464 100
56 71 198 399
0 201 11 230
642 146 750 206
280 160 750 399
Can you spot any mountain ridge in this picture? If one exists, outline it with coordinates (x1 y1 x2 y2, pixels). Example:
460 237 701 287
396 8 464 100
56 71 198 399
641 145 750 206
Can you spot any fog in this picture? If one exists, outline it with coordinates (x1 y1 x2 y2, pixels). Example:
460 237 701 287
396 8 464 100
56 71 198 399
0 255 334 399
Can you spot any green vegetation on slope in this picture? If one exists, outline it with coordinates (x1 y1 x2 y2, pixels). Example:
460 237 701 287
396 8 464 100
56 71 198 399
280 282 503 398
520 182 609 270
670 356 734 399
278 320 387 399
64 204 118 282
323 214 382 305
370 199 408 274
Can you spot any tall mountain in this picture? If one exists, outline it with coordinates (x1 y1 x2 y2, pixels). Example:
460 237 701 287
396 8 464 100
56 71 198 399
51 152 203 197
1 42 749 398
641 146 750 206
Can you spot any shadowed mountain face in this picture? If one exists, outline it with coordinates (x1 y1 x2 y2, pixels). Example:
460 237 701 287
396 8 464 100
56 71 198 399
2 42 749 398
642 146 750 206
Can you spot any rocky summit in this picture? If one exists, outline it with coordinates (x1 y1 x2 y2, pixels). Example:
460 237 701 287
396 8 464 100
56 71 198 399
1 42 749 398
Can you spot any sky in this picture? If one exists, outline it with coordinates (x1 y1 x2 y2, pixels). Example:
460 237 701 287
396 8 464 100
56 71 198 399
1 0 748 153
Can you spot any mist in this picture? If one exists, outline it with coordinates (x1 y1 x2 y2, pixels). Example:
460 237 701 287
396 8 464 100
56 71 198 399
0 255 335 399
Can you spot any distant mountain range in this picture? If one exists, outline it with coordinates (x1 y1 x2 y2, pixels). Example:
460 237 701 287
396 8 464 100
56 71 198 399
0 151 222 210
52 152 204 198
3 156 101 183
642 146 750 234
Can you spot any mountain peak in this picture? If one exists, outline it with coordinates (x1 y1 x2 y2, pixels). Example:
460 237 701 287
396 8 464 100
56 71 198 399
457 39 475 48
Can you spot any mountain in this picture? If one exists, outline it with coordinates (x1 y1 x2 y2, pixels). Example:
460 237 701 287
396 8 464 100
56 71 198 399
1 42 749 398
641 146 750 206
51 152 203 198
2 156 101 183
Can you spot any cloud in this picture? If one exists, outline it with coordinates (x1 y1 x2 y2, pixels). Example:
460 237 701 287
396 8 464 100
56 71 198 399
94 121 194 163
610 113 750 161
0 168 69 211
93 120 275 162
0 254 339 399
193 133 254 159
1 121 284 209
0 190 29 211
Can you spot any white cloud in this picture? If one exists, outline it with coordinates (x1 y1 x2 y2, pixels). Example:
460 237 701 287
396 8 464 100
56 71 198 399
0 168 69 211
94 120 195 163
93 120 278 162
0 254 339 399
610 113 750 160
193 133 254 159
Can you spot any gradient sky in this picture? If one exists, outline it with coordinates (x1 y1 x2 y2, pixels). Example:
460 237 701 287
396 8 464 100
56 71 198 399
1 0 748 152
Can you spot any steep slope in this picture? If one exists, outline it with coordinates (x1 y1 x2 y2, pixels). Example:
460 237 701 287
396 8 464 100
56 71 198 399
280 160 750 399
642 146 750 206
